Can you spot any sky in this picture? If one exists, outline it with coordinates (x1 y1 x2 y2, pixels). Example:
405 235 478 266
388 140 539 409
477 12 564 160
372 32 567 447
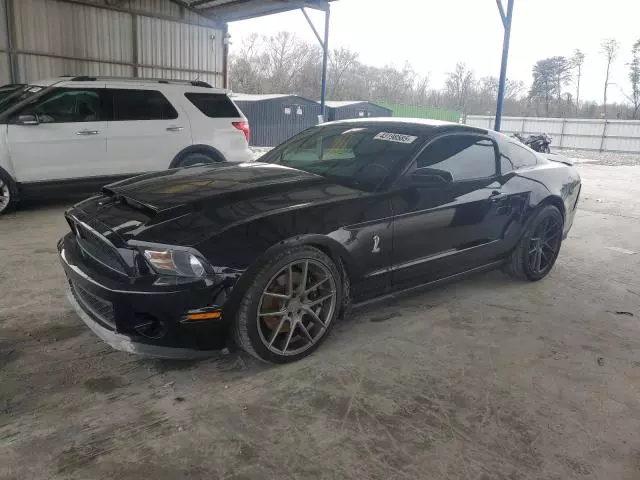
228 0 640 104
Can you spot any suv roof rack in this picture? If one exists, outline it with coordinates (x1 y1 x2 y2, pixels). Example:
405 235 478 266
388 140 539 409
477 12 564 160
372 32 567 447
69 76 212 88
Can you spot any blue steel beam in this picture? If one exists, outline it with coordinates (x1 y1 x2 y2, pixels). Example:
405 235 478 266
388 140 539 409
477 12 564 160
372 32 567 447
320 6 330 118
494 0 514 132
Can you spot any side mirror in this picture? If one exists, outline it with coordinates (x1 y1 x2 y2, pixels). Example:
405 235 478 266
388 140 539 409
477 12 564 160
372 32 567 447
410 168 453 187
16 114 39 125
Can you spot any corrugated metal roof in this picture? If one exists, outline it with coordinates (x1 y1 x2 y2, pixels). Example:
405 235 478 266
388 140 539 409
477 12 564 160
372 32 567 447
182 0 336 22
231 93 316 102
325 100 366 108
231 93 290 101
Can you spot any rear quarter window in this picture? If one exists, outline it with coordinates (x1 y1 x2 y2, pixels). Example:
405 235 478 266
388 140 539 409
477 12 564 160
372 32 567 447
185 93 240 118
509 142 538 169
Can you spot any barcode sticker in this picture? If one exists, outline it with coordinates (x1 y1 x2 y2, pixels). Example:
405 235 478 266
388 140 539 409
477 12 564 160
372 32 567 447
374 132 418 144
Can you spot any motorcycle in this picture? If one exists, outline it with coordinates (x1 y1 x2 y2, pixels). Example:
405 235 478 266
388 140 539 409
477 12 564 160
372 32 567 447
513 132 552 153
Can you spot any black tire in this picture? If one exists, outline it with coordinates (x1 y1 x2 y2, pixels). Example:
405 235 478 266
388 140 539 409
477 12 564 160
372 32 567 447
504 204 564 281
233 245 342 363
0 170 18 215
176 152 218 168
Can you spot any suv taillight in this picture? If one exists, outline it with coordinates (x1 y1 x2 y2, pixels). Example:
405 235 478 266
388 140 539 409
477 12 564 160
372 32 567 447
232 121 250 142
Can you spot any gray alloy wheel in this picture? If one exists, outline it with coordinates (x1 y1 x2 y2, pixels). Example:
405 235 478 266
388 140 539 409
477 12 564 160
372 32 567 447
256 259 337 357
504 205 564 281
233 246 342 363
0 173 17 215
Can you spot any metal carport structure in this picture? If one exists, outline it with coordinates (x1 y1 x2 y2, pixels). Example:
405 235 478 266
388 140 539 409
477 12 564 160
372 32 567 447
1 0 335 116
176 0 336 117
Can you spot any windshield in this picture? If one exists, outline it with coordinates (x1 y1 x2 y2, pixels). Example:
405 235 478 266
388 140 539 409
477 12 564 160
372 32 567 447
0 84 44 113
262 124 425 192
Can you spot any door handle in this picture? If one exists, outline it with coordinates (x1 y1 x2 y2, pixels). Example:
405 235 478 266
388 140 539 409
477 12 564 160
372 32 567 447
490 191 507 203
166 126 184 132
76 130 99 135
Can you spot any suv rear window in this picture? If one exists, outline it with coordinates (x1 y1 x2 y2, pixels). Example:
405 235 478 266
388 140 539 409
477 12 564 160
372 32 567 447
112 89 178 121
185 93 240 118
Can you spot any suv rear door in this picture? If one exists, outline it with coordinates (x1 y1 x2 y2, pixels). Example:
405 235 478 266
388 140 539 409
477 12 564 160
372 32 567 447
5 85 109 182
105 85 191 174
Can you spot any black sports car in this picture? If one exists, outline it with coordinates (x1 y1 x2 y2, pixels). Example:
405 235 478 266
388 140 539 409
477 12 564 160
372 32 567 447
58 119 581 363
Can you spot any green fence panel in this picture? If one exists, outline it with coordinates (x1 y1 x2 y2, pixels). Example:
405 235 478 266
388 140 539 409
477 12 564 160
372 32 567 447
375 102 463 123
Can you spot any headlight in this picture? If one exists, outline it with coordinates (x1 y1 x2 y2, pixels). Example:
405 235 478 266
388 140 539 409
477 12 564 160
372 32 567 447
143 249 208 277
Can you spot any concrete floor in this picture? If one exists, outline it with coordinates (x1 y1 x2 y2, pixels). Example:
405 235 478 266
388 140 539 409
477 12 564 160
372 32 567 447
1 163 640 480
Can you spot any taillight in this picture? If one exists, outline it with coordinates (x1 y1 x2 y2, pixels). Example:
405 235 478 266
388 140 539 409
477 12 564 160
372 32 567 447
232 121 250 142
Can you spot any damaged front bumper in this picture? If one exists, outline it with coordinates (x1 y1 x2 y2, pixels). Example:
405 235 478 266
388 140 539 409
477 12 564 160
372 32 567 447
59 233 234 358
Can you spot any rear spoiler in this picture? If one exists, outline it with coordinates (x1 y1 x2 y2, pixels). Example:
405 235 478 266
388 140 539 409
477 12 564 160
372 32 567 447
543 153 573 166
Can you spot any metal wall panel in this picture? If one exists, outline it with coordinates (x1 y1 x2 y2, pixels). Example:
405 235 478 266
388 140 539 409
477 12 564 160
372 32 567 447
606 120 640 137
0 0 7 50
138 67 222 88
78 0 182 18
14 0 133 63
16 54 133 82
564 119 605 136
0 52 10 84
466 115 640 153
137 16 223 75
3 0 225 87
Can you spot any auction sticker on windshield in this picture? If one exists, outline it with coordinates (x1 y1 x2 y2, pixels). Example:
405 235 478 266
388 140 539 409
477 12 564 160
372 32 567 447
373 132 418 144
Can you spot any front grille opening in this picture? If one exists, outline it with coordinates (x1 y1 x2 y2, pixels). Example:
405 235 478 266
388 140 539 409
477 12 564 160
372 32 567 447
69 281 116 330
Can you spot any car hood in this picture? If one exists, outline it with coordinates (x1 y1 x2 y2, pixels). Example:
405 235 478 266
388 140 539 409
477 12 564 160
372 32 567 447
102 162 322 212
72 162 366 246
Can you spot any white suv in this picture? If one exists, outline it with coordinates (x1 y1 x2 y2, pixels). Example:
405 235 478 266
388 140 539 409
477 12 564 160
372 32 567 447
0 76 252 214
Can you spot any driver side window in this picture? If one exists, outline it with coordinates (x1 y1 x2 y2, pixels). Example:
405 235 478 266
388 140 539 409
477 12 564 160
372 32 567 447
17 88 105 124
415 134 497 182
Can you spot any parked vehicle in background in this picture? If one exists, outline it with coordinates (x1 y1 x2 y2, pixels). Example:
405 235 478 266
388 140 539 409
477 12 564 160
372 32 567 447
0 76 252 214
58 118 581 363
513 132 552 153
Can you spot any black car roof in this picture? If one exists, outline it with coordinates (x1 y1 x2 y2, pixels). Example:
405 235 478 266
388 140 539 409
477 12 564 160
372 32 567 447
324 117 489 136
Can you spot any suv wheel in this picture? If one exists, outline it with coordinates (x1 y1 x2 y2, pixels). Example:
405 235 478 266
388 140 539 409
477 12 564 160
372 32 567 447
0 171 17 215
176 152 219 168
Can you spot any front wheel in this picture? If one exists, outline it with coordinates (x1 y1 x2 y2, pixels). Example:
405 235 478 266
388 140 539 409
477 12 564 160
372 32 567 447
233 246 342 363
0 171 18 215
504 205 564 281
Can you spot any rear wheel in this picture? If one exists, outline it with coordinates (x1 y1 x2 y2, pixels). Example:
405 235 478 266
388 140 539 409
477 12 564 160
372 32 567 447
176 152 219 168
233 246 342 363
0 171 18 215
504 205 564 281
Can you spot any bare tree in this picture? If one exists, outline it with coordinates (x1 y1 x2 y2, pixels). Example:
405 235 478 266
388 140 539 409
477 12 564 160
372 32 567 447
328 47 359 99
445 63 475 110
529 58 560 116
601 38 620 118
629 39 640 119
572 49 585 115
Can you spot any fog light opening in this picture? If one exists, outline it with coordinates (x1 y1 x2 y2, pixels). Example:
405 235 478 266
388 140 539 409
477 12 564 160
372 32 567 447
133 313 167 340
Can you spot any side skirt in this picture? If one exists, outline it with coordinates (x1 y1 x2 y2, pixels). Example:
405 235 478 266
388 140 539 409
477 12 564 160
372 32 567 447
350 260 506 312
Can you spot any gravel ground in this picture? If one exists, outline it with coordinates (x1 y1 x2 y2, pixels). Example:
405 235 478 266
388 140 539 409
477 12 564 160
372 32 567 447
1 163 640 479
561 149 640 166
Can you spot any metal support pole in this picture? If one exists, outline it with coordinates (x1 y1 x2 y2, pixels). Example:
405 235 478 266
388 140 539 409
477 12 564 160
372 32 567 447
320 6 330 119
494 0 514 132
131 13 139 77
222 23 230 89
5 0 17 83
